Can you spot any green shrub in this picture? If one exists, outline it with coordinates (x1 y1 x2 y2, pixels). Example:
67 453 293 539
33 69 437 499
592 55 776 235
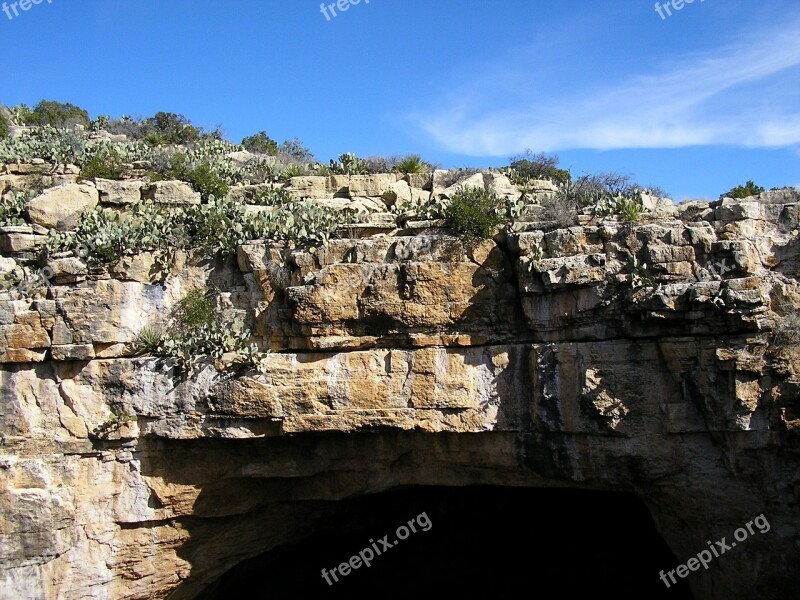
724 180 765 199
136 288 257 369
504 151 571 186
187 162 229 200
0 112 9 139
79 146 126 181
143 112 202 146
445 187 505 239
172 288 215 333
24 100 91 129
619 196 642 222
241 131 279 155
394 154 431 174
168 153 229 200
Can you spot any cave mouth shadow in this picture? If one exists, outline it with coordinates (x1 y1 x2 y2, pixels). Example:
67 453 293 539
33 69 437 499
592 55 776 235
195 485 693 599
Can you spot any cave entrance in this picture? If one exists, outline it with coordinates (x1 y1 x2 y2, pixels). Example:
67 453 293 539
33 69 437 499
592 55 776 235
197 486 692 599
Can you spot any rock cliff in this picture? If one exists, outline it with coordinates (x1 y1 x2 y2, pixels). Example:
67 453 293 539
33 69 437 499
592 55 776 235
1 163 800 598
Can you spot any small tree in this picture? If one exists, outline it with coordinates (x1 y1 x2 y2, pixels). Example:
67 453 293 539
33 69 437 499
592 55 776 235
25 100 91 129
724 180 765 199
144 112 202 146
279 138 315 162
241 131 279 155
445 187 505 239
507 150 571 185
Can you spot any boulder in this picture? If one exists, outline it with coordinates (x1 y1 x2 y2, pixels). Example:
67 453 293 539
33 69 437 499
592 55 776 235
226 150 258 167
406 172 432 190
383 180 412 207
95 179 143 205
288 176 329 199
25 184 99 231
485 173 520 198
327 174 351 198
348 174 398 198
443 172 486 198
141 181 201 205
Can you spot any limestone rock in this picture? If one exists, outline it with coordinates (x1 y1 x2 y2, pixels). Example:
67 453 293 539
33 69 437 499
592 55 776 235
405 172 432 190
383 179 412 206
95 178 143 205
442 172 485 198
2 188 800 600
287 176 328 199
348 174 398 198
0 226 48 253
485 172 520 198
25 184 99 231
141 181 201 205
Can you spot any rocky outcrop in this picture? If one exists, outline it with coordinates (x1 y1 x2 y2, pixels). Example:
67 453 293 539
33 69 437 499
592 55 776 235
1 174 800 599
25 184 98 231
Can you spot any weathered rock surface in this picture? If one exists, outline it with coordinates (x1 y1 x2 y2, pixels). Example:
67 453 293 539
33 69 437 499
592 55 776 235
1 191 800 599
95 178 144 205
141 181 201 205
25 184 99 231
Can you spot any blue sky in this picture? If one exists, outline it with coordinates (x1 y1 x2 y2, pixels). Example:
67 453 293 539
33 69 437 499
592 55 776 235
2 0 799 200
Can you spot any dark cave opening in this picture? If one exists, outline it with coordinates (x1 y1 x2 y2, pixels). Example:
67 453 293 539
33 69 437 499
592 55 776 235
198 486 693 599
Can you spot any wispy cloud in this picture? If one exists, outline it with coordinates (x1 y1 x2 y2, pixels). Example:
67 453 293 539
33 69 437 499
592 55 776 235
412 17 800 156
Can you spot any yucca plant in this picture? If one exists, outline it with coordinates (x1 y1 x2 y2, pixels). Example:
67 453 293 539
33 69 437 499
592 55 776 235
279 163 304 181
394 154 431 175
135 325 165 355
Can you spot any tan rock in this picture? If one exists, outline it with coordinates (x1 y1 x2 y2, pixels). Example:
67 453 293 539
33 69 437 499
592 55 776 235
383 179 412 206
287 176 329 199
95 178 143 205
406 172 432 190
348 174 398 197
141 180 201 205
25 184 99 231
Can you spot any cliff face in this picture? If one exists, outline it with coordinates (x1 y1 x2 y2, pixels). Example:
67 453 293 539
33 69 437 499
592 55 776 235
2 166 800 598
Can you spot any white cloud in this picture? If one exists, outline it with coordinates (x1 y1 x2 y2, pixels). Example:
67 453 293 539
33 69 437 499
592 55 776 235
412 18 800 156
